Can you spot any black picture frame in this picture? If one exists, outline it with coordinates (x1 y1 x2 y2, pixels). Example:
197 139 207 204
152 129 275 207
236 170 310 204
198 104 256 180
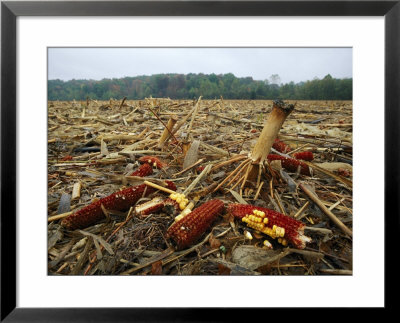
1 0 398 321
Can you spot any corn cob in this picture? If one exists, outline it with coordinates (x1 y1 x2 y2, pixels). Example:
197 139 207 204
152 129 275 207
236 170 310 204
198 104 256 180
135 192 191 218
227 204 311 249
293 151 314 161
267 154 311 176
162 198 181 216
161 192 191 216
61 181 176 230
166 199 225 249
138 155 167 169
272 138 291 153
135 196 165 216
129 163 153 177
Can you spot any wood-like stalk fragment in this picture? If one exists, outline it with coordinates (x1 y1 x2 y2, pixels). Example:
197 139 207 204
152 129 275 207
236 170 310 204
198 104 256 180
299 183 352 237
71 182 82 201
158 115 178 148
249 100 294 164
168 96 202 140
143 180 177 195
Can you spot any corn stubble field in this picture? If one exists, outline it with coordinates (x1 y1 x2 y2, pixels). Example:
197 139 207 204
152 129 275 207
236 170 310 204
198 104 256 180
48 98 352 275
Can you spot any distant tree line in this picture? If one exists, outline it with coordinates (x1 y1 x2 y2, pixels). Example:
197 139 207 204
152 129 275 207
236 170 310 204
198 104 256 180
48 73 352 101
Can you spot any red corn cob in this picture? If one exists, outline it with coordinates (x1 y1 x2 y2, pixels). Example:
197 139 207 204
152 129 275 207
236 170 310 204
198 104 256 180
138 156 167 169
162 198 180 216
61 181 176 230
267 154 311 176
129 162 153 177
272 138 291 153
166 199 225 249
227 204 311 249
293 151 314 161
135 197 165 216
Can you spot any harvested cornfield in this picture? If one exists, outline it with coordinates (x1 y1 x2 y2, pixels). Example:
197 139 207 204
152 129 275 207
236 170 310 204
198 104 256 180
48 98 352 275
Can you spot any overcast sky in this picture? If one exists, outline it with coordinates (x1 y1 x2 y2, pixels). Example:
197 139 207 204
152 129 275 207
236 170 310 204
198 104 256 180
48 47 352 84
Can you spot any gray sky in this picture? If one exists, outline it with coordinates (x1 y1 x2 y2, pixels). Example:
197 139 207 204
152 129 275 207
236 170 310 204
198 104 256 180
48 47 352 84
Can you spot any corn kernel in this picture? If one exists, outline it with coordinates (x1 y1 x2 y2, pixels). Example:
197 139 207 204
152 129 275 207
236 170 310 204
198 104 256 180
179 201 187 210
170 193 177 200
263 218 269 224
263 240 273 249
244 231 253 240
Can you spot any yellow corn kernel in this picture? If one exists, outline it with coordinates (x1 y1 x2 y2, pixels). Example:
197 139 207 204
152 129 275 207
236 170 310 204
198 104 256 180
253 223 262 231
179 201 187 210
248 215 257 222
262 227 276 239
244 231 253 240
170 193 177 200
263 240 273 249
263 218 269 224
254 210 265 218
280 228 285 238
281 239 287 246
176 196 183 203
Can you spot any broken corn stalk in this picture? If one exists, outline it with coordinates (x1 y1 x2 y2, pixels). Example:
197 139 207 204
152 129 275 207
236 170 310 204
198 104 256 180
166 199 225 249
267 154 311 176
61 181 176 230
227 203 311 249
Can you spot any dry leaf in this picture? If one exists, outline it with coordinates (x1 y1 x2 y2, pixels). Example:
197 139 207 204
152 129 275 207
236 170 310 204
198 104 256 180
151 260 163 275
209 235 221 249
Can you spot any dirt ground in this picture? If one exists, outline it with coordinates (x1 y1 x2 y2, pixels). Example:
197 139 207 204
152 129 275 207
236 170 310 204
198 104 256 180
48 98 352 275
